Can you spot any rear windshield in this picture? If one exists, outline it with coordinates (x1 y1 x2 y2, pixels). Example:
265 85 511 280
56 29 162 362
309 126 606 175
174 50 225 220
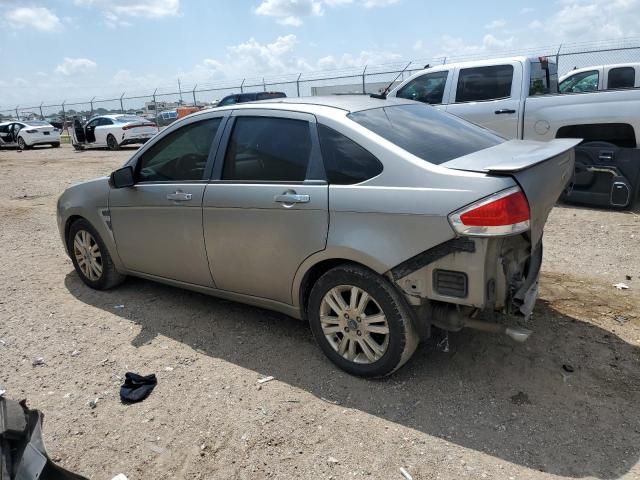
348 104 504 165
24 120 49 126
114 115 147 123
256 92 286 100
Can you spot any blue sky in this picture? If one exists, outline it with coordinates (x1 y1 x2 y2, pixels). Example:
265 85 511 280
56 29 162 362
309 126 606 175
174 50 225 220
1 0 639 108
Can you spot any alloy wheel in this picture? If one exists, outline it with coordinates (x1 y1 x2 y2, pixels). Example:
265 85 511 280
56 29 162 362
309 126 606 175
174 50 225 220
73 230 103 281
319 285 390 364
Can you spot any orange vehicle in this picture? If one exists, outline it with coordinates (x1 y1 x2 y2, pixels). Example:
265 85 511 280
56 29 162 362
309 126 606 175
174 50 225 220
176 106 201 119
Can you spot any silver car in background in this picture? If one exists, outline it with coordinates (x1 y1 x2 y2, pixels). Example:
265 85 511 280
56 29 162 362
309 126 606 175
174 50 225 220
57 97 577 377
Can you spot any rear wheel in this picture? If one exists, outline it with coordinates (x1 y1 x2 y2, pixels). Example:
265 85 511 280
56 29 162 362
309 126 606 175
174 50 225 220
51 142 60 148
307 264 419 377
107 134 120 151
67 219 125 290
17 137 29 150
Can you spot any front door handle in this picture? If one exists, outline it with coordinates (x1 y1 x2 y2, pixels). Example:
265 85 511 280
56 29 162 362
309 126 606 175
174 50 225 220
274 193 310 204
167 191 192 201
495 109 516 114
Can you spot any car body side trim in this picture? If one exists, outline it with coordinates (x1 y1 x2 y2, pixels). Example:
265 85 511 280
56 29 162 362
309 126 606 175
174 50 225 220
390 237 476 280
125 270 303 319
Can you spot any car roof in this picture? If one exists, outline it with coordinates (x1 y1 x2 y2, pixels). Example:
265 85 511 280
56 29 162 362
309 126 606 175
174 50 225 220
216 95 416 113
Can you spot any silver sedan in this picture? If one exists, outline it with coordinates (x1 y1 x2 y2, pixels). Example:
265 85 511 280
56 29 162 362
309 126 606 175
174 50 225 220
57 96 577 377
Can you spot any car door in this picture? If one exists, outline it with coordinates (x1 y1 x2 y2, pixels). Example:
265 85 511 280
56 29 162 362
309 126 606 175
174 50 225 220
109 114 227 286
85 118 100 143
446 62 522 139
202 110 328 304
0 124 14 145
94 117 113 145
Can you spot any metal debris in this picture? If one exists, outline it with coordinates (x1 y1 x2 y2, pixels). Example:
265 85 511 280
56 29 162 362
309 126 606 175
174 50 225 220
612 283 630 290
257 376 275 384
400 467 413 480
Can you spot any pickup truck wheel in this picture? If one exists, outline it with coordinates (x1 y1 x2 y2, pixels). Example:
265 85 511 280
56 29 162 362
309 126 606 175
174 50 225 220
107 134 120 151
308 264 419 377
67 219 125 290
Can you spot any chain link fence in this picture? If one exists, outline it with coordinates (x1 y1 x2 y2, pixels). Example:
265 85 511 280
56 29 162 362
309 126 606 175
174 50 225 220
2 37 639 126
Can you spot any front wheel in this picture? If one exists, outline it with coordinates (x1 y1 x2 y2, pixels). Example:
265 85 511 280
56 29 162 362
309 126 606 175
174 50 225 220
307 264 419 377
51 142 60 148
68 219 125 290
107 134 120 151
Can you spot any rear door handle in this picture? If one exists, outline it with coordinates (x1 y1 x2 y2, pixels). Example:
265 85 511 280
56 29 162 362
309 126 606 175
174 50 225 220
495 109 516 114
167 191 192 201
274 193 310 204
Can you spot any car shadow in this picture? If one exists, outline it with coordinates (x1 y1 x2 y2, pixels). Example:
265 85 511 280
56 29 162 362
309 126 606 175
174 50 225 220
64 272 640 479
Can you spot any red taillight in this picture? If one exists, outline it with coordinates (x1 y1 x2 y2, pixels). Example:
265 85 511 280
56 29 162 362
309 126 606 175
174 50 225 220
449 187 531 236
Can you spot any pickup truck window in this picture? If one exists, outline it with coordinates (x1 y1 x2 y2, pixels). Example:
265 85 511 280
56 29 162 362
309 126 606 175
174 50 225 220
348 104 503 165
608 67 635 89
455 65 513 103
559 70 599 93
395 71 449 105
529 61 558 95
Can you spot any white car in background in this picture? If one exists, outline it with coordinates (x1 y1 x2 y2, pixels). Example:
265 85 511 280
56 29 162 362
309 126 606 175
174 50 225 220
0 120 61 150
559 63 640 93
71 114 159 151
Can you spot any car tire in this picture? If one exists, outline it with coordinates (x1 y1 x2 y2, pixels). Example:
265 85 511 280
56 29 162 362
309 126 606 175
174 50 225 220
17 137 29 150
72 144 83 151
107 134 120 151
51 142 60 148
67 218 125 290
307 264 419 377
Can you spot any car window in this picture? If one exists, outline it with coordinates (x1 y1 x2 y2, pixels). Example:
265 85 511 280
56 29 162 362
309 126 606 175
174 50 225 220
396 71 449 104
136 118 221 182
218 96 238 106
455 65 514 102
0 124 9 134
87 119 100 128
559 70 599 93
349 103 504 165
256 92 286 100
608 67 635 89
98 118 113 126
318 124 383 184
222 116 312 182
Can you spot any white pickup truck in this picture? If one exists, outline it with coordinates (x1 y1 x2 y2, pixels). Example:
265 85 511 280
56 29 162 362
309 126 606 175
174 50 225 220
388 56 640 208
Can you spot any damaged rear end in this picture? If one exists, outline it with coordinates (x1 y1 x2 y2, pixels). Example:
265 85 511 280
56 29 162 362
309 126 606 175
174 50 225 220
393 139 578 340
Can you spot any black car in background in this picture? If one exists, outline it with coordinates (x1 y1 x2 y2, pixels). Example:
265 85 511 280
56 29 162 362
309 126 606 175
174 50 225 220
217 91 286 107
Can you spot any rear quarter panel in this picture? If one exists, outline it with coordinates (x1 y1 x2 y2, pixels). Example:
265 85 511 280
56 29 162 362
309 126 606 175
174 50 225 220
523 89 640 146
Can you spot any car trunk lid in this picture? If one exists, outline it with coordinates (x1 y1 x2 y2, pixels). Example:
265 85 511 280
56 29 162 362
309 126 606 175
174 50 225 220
442 139 579 245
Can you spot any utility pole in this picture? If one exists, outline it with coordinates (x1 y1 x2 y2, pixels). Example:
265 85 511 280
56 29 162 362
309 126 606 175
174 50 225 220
120 92 125 113
178 78 183 104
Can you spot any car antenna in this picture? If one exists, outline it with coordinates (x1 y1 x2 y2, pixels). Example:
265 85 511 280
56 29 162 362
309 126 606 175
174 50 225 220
370 61 413 99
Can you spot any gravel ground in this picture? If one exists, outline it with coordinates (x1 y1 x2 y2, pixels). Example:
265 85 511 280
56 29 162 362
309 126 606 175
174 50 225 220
0 145 639 480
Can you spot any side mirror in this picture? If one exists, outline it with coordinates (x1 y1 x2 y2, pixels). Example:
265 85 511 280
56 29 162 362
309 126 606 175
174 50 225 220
110 165 134 188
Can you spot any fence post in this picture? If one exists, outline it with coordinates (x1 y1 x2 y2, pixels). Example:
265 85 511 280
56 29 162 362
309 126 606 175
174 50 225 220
263 78 266 92
152 88 158 124
362 65 368 94
39 102 44 120
61 101 68 136
192 84 198 106
556 43 563 69
178 78 183 104
89 96 95 118
240 78 245 93
120 92 125 113
15 106 19 120
296 73 302 97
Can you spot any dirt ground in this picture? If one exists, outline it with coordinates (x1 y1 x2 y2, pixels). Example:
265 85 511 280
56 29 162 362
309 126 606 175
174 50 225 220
0 144 639 480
